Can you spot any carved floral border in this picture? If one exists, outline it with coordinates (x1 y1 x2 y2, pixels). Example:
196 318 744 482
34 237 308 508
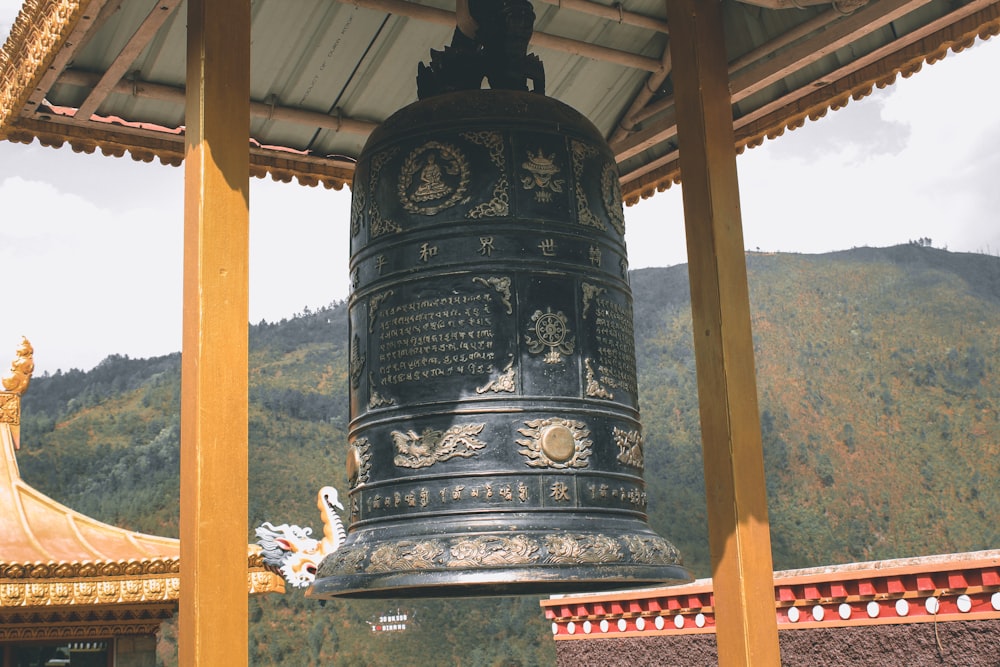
0 555 283 607
0 603 175 639
0 0 89 130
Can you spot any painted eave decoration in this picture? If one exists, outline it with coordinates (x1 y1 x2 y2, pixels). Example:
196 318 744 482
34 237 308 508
1 0 998 203
541 550 1000 638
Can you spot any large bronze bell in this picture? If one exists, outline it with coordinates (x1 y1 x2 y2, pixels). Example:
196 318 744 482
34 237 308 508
309 1 689 599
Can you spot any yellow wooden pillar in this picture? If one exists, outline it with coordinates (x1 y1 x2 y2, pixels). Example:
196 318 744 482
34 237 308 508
179 0 250 664
665 0 781 664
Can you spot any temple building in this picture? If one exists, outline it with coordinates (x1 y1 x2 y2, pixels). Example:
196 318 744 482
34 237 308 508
542 550 1000 664
0 340 283 667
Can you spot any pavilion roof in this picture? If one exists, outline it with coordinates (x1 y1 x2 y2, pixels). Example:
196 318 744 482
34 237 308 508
1 0 998 204
0 389 283 614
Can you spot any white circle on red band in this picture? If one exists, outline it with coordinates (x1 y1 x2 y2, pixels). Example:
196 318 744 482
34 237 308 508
895 599 909 616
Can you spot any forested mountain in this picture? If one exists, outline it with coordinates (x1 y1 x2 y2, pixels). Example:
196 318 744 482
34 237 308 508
15 244 1000 666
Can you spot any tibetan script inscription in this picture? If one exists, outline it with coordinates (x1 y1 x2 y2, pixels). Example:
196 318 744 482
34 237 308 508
593 297 638 398
362 479 533 516
376 292 496 386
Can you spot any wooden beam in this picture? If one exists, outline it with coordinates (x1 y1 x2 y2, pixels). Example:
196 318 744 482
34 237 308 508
353 0 670 34
734 0 998 132
665 0 780 664
620 141 679 186
534 0 669 34
612 0 929 161
533 31 662 72
179 0 250 665
608 40 673 145
73 0 183 122
727 7 841 73
58 69 379 137
609 6 857 157
728 0 933 105
15 0 110 119
619 0 1000 191
340 0 664 72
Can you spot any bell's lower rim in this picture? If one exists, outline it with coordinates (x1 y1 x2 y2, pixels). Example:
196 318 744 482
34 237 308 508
306 520 691 599
306 562 693 599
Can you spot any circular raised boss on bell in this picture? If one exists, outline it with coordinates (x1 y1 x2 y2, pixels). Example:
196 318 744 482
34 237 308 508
309 89 690 599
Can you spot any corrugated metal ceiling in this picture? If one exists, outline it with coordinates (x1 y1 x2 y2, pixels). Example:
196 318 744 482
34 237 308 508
2 0 998 199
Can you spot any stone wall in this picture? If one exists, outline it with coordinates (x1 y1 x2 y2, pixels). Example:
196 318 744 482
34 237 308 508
555 619 1000 666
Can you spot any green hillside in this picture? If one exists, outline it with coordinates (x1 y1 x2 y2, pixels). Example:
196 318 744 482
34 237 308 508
16 244 1000 666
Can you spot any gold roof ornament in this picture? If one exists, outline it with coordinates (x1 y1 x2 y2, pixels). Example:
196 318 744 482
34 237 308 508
0 336 32 450
1 336 33 395
0 340 283 641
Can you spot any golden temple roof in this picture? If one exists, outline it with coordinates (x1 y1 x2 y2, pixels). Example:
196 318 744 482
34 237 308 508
0 359 283 615
0 395 183 618
1 421 181 566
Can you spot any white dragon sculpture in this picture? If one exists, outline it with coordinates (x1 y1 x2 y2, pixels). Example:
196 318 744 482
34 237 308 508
255 486 346 588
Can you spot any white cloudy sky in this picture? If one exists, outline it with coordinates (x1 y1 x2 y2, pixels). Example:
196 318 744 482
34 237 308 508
1 4 999 374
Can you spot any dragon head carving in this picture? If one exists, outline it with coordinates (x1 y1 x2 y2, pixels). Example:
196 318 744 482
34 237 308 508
255 522 323 588
255 486 346 588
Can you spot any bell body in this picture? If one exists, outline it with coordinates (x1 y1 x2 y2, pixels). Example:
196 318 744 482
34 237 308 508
310 90 689 598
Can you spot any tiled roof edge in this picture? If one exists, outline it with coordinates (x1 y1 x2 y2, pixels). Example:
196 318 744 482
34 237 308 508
620 4 1000 205
541 550 1000 640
